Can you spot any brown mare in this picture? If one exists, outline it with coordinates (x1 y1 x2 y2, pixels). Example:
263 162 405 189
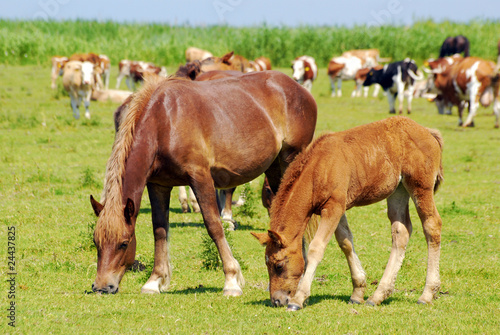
253 116 444 310
90 70 317 295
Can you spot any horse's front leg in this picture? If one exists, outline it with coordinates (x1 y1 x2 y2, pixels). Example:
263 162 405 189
141 183 173 294
334 214 367 304
288 201 345 311
190 173 244 296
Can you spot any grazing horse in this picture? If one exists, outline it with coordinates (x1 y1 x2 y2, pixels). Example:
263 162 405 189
253 116 443 310
90 70 317 296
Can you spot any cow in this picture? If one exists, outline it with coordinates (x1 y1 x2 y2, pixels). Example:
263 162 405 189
185 47 213 63
423 54 464 115
328 49 383 97
68 53 108 90
50 56 68 89
439 35 470 58
355 66 383 97
497 39 500 68
116 60 167 90
229 53 252 72
425 57 500 128
292 55 317 92
363 58 423 114
246 56 272 72
62 61 95 119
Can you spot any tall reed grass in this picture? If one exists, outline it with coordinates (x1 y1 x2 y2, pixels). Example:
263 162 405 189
0 19 499 67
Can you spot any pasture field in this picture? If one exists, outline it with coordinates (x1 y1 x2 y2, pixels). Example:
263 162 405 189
1 19 500 68
1 63 499 335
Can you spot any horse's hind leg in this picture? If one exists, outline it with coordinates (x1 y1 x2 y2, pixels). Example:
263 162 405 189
334 214 367 304
190 173 244 296
368 183 412 305
218 187 236 230
141 183 173 294
413 190 442 304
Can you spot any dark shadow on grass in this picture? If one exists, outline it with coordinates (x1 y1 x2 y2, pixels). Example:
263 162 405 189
170 285 220 295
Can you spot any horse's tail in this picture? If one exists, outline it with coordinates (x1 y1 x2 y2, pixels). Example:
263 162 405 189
428 128 444 193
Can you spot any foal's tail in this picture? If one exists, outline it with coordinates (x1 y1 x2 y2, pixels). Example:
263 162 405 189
428 128 444 193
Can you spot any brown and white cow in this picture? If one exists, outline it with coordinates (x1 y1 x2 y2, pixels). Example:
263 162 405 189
328 49 382 97
185 47 213 63
425 57 500 127
68 53 108 90
116 60 167 90
497 39 500 69
292 55 317 92
62 60 95 119
175 51 247 80
246 56 272 72
423 54 464 114
50 56 68 89
91 89 133 104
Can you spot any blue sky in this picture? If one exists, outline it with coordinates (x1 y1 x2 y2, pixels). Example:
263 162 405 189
2 0 499 26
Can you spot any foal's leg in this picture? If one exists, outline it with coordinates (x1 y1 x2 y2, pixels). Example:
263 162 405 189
367 183 412 305
334 214 367 304
413 190 442 304
219 187 236 229
178 186 190 213
288 201 344 311
141 183 173 294
190 173 244 296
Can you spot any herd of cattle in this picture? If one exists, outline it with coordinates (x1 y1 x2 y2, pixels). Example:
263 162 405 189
51 36 500 128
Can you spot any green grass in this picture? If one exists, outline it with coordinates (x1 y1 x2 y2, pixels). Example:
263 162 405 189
0 58 499 334
1 19 500 68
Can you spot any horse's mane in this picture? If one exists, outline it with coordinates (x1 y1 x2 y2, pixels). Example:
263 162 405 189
95 75 176 245
270 133 332 221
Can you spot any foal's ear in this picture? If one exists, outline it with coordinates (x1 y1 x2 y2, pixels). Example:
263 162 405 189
251 232 270 246
90 195 103 217
124 198 135 224
221 51 234 64
268 230 287 248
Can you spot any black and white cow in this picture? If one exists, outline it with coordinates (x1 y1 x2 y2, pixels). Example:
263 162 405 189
363 58 423 114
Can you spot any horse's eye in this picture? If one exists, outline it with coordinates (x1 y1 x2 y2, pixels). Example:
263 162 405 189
275 262 285 273
118 241 129 250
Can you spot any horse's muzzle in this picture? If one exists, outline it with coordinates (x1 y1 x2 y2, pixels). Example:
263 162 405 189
92 282 118 294
271 290 290 307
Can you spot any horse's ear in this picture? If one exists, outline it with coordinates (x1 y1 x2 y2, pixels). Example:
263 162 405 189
90 195 103 217
221 51 234 65
124 198 135 224
251 232 270 246
267 230 287 248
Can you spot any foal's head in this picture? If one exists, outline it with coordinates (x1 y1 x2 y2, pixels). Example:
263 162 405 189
90 196 137 294
252 230 305 307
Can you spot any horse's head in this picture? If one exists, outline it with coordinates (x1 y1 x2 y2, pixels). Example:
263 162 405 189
90 195 137 294
252 230 305 307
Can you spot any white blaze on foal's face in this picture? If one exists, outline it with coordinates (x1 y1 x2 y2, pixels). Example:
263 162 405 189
292 60 305 82
81 62 94 85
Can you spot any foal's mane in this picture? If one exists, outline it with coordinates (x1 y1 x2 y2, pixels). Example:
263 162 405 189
270 134 331 221
95 75 176 244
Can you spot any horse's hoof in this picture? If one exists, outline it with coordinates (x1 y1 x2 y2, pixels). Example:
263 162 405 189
365 300 376 306
349 298 362 305
417 300 428 305
223 289 243 297
286 304 302 312
141 288 160 294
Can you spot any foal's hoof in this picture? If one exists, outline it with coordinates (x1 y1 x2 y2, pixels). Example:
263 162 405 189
417 299 428 305
365 300 376 307
286 304 302 312
223 288 243 297
349 298 363 305
141 288 160 294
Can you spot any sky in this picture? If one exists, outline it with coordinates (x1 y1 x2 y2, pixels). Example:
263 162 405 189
2 0 499 27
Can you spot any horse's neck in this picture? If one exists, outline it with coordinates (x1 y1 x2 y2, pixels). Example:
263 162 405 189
272 175 315 244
